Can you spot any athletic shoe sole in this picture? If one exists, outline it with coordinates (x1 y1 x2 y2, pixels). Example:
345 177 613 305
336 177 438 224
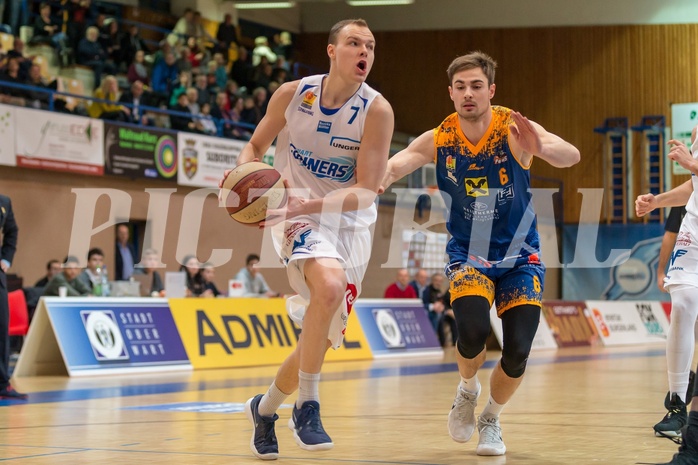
245 397 279 460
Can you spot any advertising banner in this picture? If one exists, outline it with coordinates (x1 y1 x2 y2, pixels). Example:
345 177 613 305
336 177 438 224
0 104 15 166
168 298 372 369
586 300 670 346
177 131 275 187
490 304 558 351
14 298 191 377
540 301 600 347
352 299 442 357
15 107 104 175
104 123 177 180
671 103 698 175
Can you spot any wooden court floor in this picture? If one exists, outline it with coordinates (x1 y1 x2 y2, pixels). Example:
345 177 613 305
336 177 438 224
0 345 687 464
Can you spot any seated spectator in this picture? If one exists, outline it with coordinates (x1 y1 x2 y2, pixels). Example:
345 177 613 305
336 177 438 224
0 57 26 105
66 0 97 52
410 268 429 301
34 259 62 287
77 26 116 87
252 60 273 90
224 79 240 102
175 46 193 74
132 248 164 296
186 36 207 70
422 273 457 347
76 247 104 292
120 24 149 68
24 63 52 109
119 80 149 125
88 75 130 121
100 19 123 67
252 36 276 67
169 92 197 132
230 46 253 91
240 94 261 127
127 50 149 86
199 102 217 135
228 95 251 140
180 255 205 297
235 254 277 297
193 73 210 107
168 70 191 107
211 54 228 90
32 2 67 53
272 31 293 61
150 51 178 101
6 39 34 81
43 256 91 296
215 13 237 55
199 262 220 297
192 11 215 43
168 8 195 47
252 86 268 116
384 268 417 299
186 87 200 115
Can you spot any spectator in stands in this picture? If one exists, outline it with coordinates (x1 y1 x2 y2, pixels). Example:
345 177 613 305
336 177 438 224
118 80 148 125
235 254 277 297
199 262 220 297
88 75 130 121
43 256 91 297
192 11 214 42
132 248 164 296
151 51 178 102
211 54 227 90
230 46 253 91
175 45 192 73
251 36 276 67
168 8 195 47
32 2 67 53
168 70 191 107
252 86 268 117
215 13 237 55
127 50 149 86
198 102 217 135
422 273 457 347
34 259 62 288
0 57 25 105
229 95 251 140
186 36 208 70
271 66 289 85
169 92 198 132
186 87 200 115
240 94 261 127
225 79 240 101
66 0 97 51
252 60 273 90
77 26 115 87
6 39 33 81
77 247 104 292
272 31 294 62
100 19 122 68
410 268 429 301
120 24 149 68
24 63 51 109
193 73 210 106
384 268 418 299
115 223 136 281
180 255 205 297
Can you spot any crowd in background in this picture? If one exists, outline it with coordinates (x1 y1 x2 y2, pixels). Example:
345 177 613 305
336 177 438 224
0 1 298 139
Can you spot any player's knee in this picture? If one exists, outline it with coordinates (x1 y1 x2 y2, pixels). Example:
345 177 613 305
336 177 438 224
453 296 490 359
312 277 346 312
500 346 530 378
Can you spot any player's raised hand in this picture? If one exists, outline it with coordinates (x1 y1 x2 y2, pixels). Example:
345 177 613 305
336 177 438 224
635 193 657 217
260 179 309 228
667 139 696 173
509 111 543 155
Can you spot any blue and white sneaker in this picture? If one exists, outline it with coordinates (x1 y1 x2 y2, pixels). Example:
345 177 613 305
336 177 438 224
288 400 334 451
244 394 279 460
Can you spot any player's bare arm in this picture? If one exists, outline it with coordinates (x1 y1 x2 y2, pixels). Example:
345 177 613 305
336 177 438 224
381 129 436 191
509 111 580 168
667 139 698 175
635 180 693 217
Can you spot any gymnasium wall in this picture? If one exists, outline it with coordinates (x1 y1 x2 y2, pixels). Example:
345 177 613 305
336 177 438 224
296 23 697 222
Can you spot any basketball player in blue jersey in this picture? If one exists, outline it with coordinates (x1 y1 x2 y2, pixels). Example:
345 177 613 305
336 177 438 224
219 19 394 460
381 51 579 456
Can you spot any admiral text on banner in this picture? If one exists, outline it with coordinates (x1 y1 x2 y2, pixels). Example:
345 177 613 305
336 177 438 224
15 107 104 175
168 297 372 369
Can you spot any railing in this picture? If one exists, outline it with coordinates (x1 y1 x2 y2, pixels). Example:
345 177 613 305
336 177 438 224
0 79 257 139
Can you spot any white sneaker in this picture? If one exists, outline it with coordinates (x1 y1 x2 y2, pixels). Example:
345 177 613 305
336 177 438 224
448 387 479 442
476 416 506 456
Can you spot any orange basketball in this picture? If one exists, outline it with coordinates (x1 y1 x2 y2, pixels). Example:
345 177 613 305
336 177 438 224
221 162 287 225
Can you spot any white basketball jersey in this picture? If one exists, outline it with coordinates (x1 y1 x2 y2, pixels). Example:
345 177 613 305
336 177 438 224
275 74 380 227
688 138 698 219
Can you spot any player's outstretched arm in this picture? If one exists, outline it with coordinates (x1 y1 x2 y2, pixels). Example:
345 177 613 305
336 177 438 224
380 129 436 192
636 180 693 217
668 139 698 176
509 111 580 168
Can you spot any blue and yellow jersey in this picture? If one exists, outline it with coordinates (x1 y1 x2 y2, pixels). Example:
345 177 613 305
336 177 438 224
434 105 540 264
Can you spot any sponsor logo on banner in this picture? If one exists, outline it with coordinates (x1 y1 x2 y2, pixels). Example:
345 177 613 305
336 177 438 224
586 300 670 346
104 123 176 180
541 301 599 347
169 298 371 369
183 138 198 179
373 308 405 348
0 104 16 167
81 310 129 361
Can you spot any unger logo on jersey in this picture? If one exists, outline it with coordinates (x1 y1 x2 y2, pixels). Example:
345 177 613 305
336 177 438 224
465 177 489 197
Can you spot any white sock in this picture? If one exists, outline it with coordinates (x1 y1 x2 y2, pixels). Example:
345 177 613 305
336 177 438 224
480 394 505 419
459 375 480 395
296 370 320 408
258 382 289 417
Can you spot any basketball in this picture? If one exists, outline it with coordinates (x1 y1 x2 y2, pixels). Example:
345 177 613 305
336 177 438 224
221 161 287 225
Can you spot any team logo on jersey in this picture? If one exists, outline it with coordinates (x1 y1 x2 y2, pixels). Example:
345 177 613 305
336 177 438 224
298 91 317 115
671 249 688 265
677 231 692 247
468 163 483 170
330 136 360 151
291 228 320 255
290 143 356 182
317 121 332 133
445 155 458 185
493 154 508 164
465 177 489 197
497 184 515 204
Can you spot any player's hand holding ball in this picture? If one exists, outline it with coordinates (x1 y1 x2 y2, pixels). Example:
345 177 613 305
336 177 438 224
220 161 287 226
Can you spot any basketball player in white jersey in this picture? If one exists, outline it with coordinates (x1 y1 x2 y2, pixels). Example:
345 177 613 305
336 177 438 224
636 132 698 464
219 19 394 460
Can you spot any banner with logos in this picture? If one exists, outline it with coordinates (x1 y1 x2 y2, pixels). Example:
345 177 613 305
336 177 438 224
585 300 670 346
14 107 104 175
541 301 600 347
671 103 698 175
104 123 177 180
489 304 558 351
177 132 275 187
168 298 372 369
0 104 15 166
14 298 191 377
352 299 442 357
